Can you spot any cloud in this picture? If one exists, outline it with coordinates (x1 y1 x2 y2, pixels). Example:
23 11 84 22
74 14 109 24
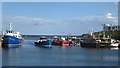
2 14 118 35
68 14 118 25
3 14 118 26
13 16 54 24
106 13 113 18
106 13 117 19
63 14 118 32
2 16 56 26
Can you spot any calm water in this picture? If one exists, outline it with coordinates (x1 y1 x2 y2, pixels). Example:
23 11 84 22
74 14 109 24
2 37 119 66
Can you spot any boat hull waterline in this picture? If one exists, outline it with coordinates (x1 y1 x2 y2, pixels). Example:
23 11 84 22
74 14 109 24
34 40 52 48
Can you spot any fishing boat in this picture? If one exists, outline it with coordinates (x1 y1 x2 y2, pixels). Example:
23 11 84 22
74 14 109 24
96 37 111 47
80 38 97 47
62 41 70 46
70 38 80 46
61 37 70 46
2 23 23 47
34 36 52 48
96 37 120 47
80 37 119 48
52 36 62 46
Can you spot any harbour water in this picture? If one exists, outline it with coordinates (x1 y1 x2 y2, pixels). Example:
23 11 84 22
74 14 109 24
2 37 119 66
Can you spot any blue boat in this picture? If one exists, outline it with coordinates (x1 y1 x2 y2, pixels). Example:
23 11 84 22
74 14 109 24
34 36 52 48
2 23 23 47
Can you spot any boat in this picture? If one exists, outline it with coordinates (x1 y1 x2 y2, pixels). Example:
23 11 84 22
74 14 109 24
2 23 23 47
80 38 97 47
118 44 120 48
96 37 111 47
109 39 119 47
52 36 62 46
96 37 120 47
52 41 62 46
110 43 119 47
70 38 80 46
80 37 119 48
62 41 70 46
61 37 70 46
34 36 52 48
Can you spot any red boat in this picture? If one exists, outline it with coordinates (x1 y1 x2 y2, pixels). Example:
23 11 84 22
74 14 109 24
62 41 70 46
52 41 62 46
52 36 62 46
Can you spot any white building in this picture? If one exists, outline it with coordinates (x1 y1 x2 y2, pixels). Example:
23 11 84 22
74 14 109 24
103 24 120 31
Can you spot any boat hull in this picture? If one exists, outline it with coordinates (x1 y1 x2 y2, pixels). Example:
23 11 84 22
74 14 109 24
52 41 62 46
80 42 97 48
80 38 97 48
118 44 120 48
62 41 70 46
96 42 111 47
2 35 23 47
109 43 119 47
34 40 52 48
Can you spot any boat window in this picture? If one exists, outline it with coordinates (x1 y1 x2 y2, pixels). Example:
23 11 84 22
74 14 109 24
6 30 13 33
11 31 12 33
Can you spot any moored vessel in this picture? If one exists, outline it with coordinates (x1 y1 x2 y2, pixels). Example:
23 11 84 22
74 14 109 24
34 36 52 48
61 37 70 46
2 23 23 47
80 37 97 47
52 36 62 46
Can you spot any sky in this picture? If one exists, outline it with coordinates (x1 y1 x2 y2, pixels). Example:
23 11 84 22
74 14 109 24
2 2 118 35
0 2 2 34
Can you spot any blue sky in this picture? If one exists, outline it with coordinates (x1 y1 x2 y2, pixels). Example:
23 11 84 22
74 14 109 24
2 2 118 35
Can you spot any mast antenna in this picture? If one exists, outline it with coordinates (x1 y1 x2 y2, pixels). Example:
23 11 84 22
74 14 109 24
9 22 13 31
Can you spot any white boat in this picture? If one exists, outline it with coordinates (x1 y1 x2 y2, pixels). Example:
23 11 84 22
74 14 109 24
109 39 119 47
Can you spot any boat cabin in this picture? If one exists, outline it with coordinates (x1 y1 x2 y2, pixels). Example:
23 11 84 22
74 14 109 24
38 36 48 42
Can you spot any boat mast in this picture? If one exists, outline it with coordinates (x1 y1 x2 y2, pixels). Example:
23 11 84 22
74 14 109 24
9 22 13 31
90 28 94 35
